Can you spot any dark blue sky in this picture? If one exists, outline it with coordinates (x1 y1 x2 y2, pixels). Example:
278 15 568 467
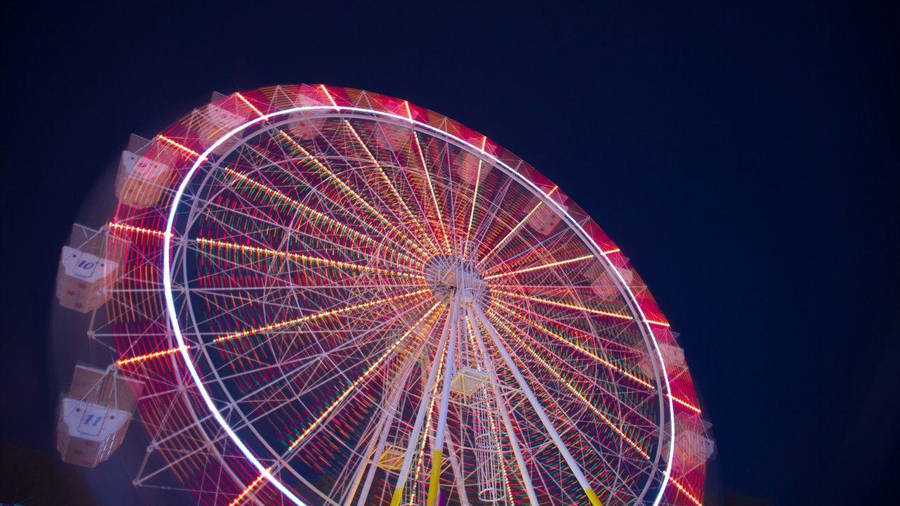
2 1 897 504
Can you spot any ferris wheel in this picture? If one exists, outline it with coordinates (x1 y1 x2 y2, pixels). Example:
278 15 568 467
55 85 712 505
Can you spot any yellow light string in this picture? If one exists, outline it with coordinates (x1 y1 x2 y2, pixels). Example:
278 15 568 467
116 345 188 367
107 222 423 281
228 466 270 506
157 134 202 158
493 289 633 321
488 310 650 459
481 247 621 278
477 186 558 267
462 136 487 259
319 84 439 256
215 289 429 344
234 92 264 117
490 300 701 414
484 254 594 280
669 475 702 506
223 167 421 269
231 97 429 266
489 301 653 388
195 237 423 281
274 130 429 262
407 110 451 254
107 221 168 239
286 302 442 452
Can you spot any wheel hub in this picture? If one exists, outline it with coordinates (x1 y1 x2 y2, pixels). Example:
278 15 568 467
423 255 488 309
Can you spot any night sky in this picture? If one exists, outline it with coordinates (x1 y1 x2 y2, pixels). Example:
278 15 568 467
2 1 897 505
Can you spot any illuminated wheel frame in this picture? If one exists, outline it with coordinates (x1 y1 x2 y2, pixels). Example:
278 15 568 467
103 85 708 505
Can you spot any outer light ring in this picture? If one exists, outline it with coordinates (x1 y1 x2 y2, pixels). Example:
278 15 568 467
163 104 675 505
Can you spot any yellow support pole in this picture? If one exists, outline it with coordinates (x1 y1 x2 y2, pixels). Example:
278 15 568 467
586 487 604 506
389 485 405 506
426 449 444 506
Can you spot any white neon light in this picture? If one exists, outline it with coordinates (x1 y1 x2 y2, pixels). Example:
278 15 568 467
164 101 675 505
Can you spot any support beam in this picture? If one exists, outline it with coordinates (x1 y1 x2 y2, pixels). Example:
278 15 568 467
443 433 471 506
426 296 460 505
472 305 603 506
389 304 454 506
466 310 540 506
345 350 420 506
462 137 487 260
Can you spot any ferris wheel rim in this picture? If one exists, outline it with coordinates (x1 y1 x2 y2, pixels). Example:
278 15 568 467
160 103 677 506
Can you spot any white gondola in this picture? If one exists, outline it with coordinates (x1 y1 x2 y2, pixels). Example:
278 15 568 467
57 364 143 467
639 342 687 379
56 224 127 313
454 150 491 187
206 91 248 128
667 413 715 472
374 124 412 154
590 265 635 300
659 342 686 369
276 87 326 141
526 195 567 236
187 92 253 156
286 117 324 141
115 133 172 209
